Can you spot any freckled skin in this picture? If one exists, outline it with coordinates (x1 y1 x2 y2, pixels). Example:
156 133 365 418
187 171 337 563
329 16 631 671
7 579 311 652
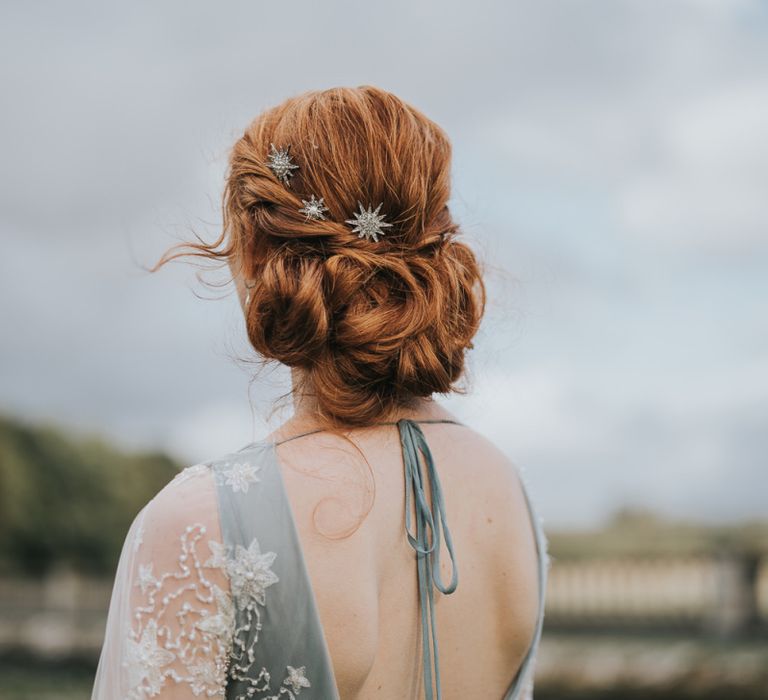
269 414 541 699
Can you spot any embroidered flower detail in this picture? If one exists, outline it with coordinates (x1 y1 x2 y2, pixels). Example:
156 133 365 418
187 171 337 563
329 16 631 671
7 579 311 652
196 584 236 641
204 540 229 570
222 461 261 494
126 526 240 699
283 665 311 693
187 657 228 696
226 539 279 609
125 618 176 696
135 564 158 595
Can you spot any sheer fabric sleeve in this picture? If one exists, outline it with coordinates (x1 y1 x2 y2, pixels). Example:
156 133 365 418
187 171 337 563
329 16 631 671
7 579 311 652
91 463 233 699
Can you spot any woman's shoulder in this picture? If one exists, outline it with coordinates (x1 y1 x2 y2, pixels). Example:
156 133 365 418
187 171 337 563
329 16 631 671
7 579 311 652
139 440 274 527
95 452 245 698
458 425 548 567
449 426 547 655
128 459 225 582
442 425 540 522
136 461 216 534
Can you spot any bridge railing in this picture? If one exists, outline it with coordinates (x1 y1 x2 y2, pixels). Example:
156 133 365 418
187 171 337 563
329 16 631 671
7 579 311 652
543 549 767 636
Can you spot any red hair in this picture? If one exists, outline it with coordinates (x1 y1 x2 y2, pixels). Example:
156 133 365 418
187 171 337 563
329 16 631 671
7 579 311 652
152 85 486 431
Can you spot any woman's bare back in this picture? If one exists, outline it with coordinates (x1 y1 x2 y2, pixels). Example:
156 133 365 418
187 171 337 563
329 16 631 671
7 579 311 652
270 417 542 699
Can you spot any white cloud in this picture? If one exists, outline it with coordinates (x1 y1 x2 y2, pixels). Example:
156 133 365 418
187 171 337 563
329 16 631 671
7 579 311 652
619 84 768 251
448 352 768 527
163 399 270 465
1 0 766 528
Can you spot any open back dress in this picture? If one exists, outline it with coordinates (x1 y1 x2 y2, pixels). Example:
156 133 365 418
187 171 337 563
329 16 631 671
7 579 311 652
91 418 549 699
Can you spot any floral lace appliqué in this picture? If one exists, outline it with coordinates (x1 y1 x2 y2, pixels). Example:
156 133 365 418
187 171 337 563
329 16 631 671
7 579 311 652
220 461 262 494
204 537 311 699
126 523 231 698
186 458 263 495
284 665 311 693
124 617 175 695
206 538 278 609
126 520 311 699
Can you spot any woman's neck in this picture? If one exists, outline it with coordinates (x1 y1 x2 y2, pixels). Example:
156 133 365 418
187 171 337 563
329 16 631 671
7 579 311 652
274 369 461 441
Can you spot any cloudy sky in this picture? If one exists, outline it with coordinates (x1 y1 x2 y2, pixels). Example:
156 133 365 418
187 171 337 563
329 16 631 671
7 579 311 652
1 0 766 527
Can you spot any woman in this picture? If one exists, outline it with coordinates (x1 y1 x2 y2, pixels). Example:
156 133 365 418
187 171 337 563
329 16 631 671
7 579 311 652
91 85 549 700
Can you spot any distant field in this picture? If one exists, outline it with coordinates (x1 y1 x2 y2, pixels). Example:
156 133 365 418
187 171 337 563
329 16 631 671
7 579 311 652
547 509 768 559
0 659 94 700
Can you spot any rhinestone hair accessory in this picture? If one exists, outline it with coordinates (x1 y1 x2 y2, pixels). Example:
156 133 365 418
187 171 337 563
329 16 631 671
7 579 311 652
345 201 393 243
266 143 299 186
298 195 329 221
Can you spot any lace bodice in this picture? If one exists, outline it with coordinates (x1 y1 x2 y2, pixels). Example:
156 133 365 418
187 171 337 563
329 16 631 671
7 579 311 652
91 419 549 699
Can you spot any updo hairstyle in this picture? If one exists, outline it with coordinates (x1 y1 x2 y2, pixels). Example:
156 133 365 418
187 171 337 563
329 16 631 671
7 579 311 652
152 85 486 432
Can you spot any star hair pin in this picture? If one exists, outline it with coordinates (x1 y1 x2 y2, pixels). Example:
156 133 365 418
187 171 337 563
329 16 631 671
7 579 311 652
266 143 299 187
298 194 329 221
345 201 393 243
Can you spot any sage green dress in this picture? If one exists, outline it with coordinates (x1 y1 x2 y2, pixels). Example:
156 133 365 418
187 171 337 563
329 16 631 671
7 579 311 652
91 418 549 700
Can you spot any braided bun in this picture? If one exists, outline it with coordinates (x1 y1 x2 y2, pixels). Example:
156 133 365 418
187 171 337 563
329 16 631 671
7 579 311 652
154 85 486 429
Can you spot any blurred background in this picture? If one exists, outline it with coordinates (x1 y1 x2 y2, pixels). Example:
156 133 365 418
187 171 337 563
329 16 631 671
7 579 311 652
1 0 766 698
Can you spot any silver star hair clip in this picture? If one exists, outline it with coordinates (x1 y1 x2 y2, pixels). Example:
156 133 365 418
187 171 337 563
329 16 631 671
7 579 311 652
266 143 299 187
298 195 329 221
345 201 393 243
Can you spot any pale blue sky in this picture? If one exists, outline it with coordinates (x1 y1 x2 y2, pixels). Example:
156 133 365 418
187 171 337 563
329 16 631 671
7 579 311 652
1 0 766 527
